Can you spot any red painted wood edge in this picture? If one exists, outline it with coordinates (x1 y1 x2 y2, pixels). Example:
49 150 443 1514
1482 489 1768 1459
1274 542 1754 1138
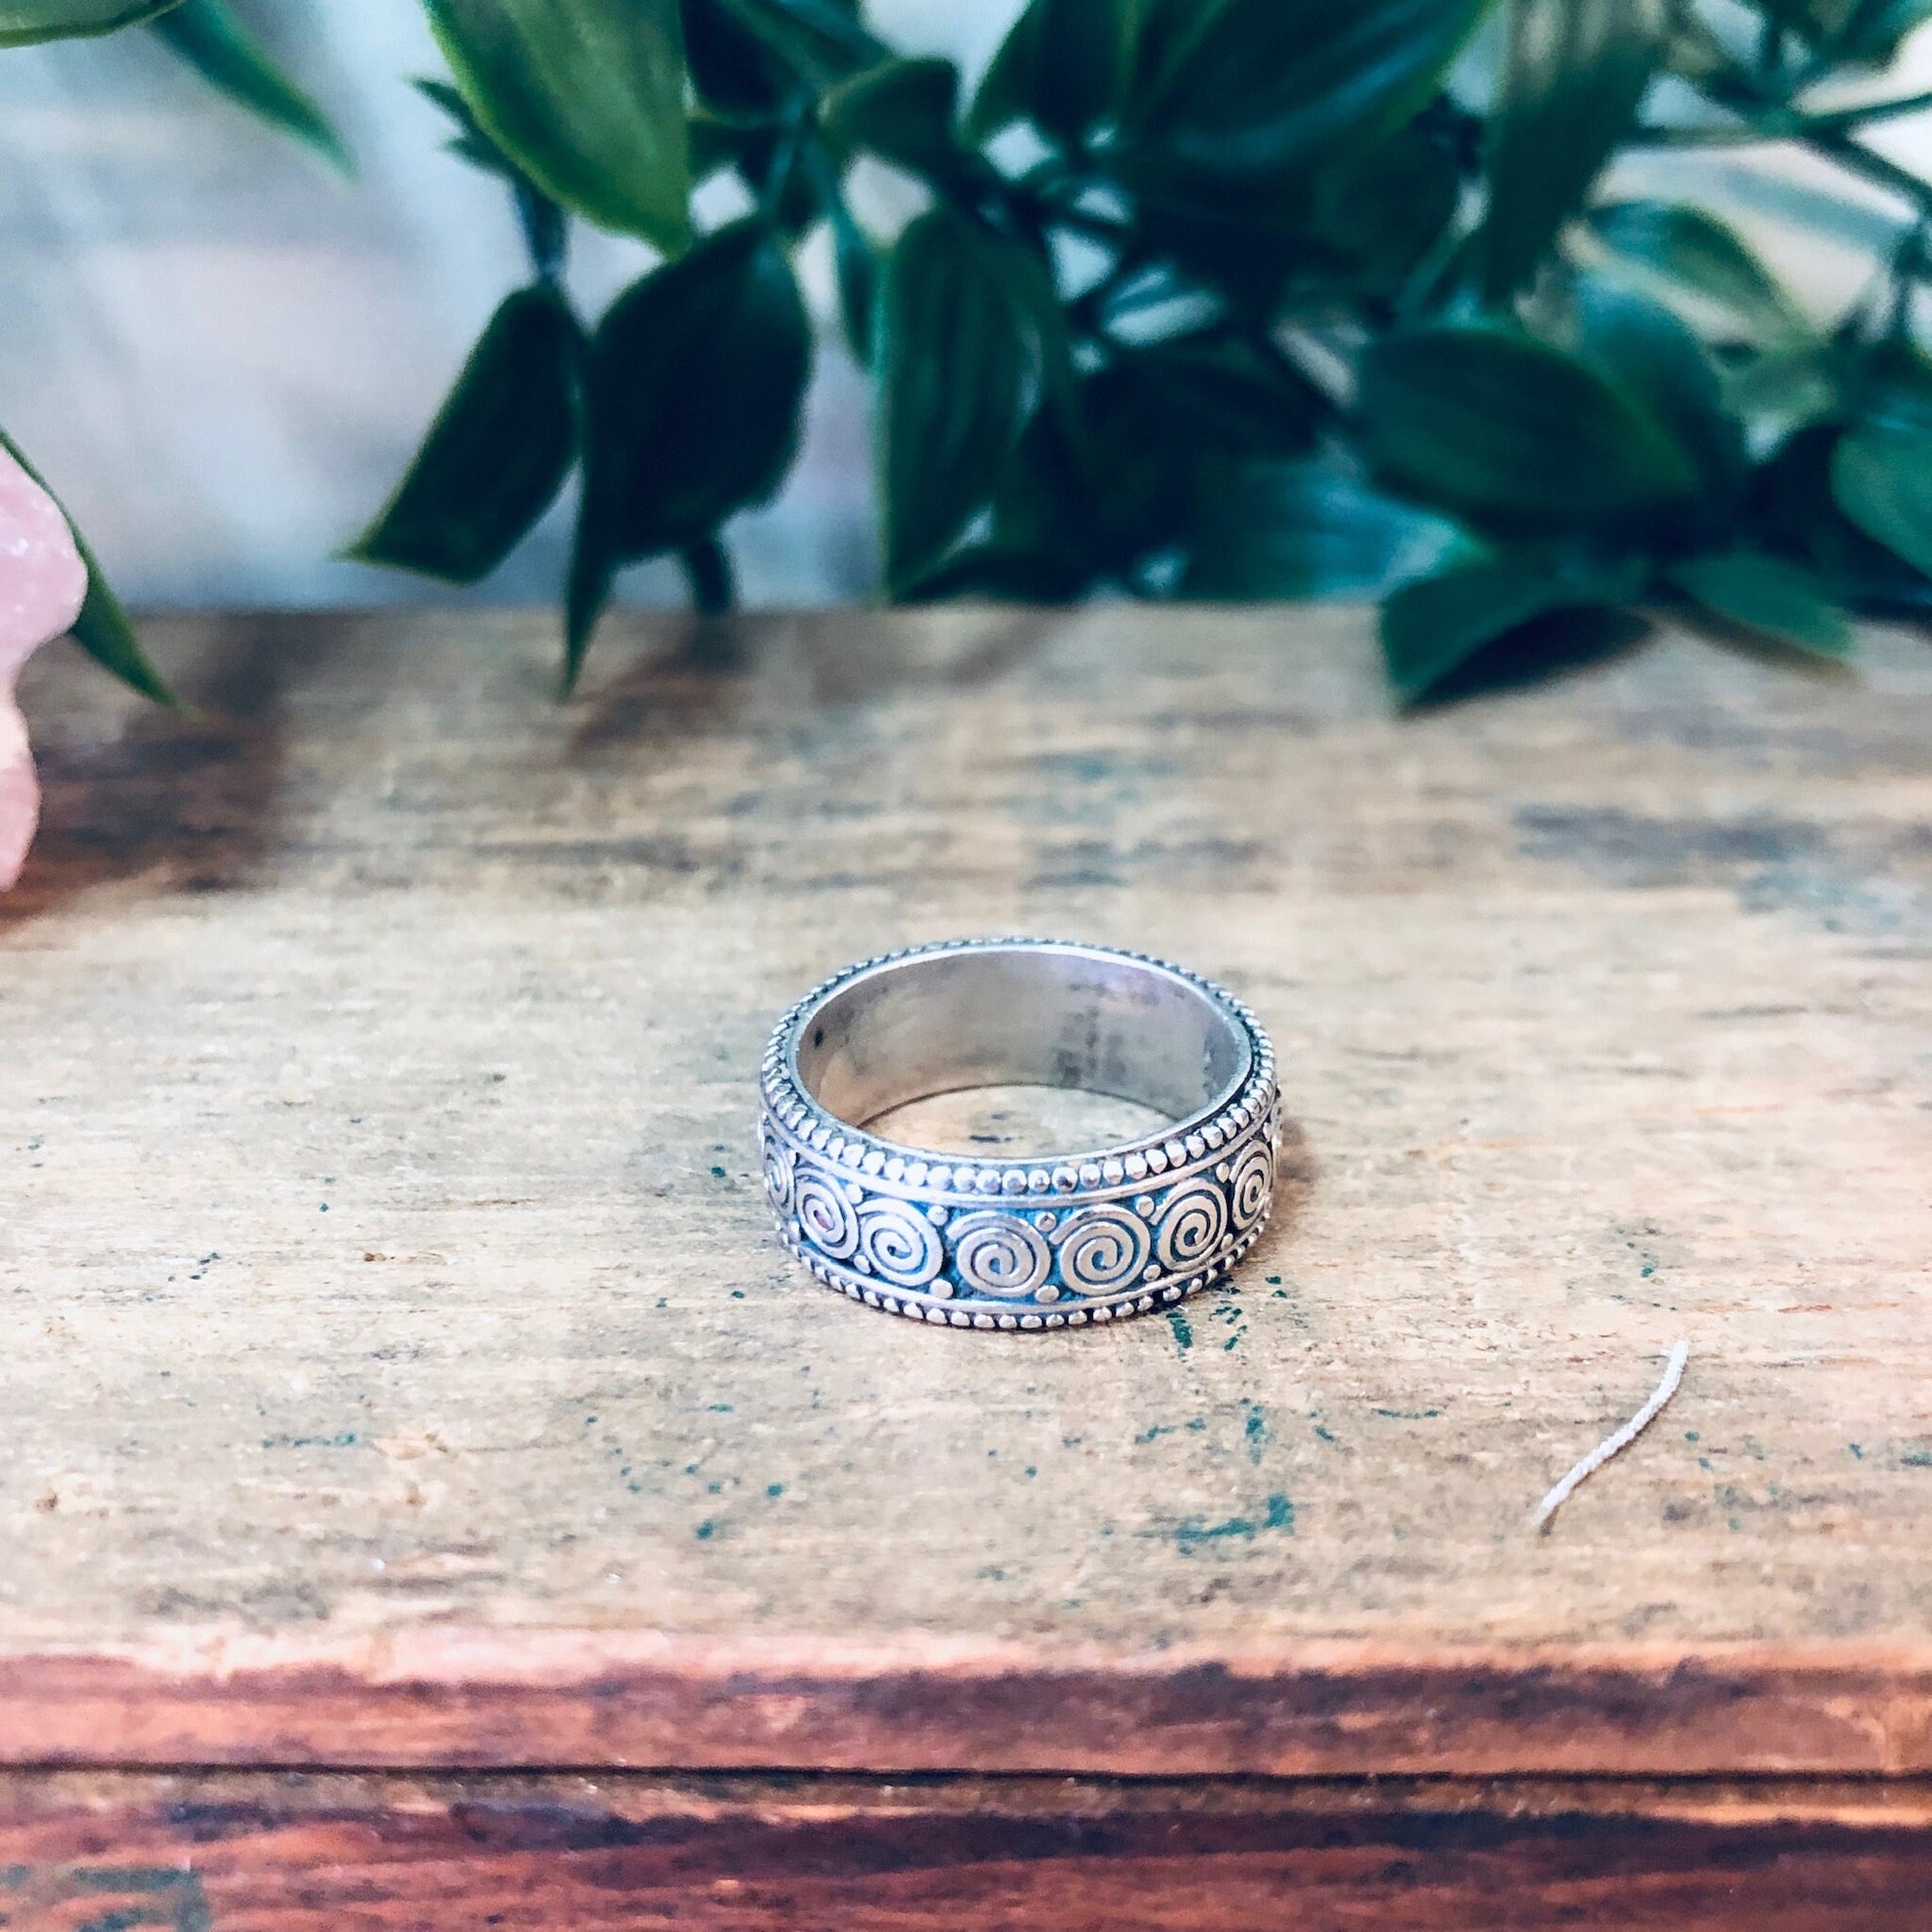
3 1634 1930 1775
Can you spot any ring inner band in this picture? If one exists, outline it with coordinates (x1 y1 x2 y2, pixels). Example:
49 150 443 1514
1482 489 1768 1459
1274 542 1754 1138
792 944 1253 1136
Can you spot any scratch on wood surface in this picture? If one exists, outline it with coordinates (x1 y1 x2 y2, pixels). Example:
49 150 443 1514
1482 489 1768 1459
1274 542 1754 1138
1536 1343 1691 1534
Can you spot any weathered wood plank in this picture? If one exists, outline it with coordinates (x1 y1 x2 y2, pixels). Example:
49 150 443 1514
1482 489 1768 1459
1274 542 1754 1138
5 1770 1932 1931
5 1637 1932 1776
2 607 1928 1774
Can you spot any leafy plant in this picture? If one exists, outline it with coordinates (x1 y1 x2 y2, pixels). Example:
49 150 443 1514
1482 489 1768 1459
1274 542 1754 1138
2 0 345 702
362 0 1932 697
14 1 1932 704
150 0 350 173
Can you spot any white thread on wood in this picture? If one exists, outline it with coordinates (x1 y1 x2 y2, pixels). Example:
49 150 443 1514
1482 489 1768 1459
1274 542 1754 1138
1534 1340 1690 1534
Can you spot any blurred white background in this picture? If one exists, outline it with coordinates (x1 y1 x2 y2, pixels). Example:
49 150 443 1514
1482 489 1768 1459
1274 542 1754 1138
0 1 1927 610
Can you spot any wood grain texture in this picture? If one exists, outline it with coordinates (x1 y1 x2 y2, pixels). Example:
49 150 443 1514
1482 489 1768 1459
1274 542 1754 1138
5 1770 1932 1931
2 607 1928 1774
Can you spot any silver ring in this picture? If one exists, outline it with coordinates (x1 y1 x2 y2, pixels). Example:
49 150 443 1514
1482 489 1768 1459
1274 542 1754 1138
758 938 1280 1331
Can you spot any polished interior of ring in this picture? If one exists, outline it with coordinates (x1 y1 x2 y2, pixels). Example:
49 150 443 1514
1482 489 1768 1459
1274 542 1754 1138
866 1083 1171 1158
793 946 1251 1138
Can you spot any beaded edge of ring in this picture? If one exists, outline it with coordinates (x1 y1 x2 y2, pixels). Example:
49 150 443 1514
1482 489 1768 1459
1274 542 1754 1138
759 937 1278 1203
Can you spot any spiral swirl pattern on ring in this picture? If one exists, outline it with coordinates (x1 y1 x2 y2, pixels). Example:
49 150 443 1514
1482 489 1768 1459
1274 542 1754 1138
793 1169 861 1260
760 1131 796 1214
1227 1140 1273 1230
949 1210 1052 1298
1052 1204 1152 1294
856 1197 943 1288
1155 1178 1228 1270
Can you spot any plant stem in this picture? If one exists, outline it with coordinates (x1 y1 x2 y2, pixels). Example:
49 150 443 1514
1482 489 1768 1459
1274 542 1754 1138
757 98 812 227
1635 87 1932 146
513 182 567 282
1884 218 1928 336
1800 87 1932 133
1806 125 1932 216
679 538 735 615
1668 56 1932 219
1005 173 1131 248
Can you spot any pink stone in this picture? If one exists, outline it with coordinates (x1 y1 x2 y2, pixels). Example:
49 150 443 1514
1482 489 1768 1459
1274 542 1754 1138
0 446 87 890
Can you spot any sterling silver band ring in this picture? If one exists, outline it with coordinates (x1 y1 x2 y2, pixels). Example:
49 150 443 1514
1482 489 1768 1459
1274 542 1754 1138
758 938 1281 1331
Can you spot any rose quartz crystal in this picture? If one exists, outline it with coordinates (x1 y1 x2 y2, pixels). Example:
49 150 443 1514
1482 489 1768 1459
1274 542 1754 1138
0 446 87 890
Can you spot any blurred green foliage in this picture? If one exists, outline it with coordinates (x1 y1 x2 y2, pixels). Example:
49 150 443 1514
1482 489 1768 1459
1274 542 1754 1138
371 0 1932 694
16 0 1932 700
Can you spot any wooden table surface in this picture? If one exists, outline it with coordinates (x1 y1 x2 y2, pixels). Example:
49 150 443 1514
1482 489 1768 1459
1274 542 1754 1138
3 607 1929 1926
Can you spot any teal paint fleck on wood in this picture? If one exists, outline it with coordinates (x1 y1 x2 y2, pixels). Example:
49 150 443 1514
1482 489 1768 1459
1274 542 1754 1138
1169 1494 1295 1552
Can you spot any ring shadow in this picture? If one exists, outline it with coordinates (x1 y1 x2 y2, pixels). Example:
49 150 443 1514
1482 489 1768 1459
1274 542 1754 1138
1245 1114 1316 1281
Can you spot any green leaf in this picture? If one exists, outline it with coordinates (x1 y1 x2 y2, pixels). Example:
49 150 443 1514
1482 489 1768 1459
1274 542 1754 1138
69 550 175 704
967 0 1138 145
682 0 789 112
1587 202 1809 346
151 0 348 172
988 365 1211 578
1132 0 1489 182
1752 422 1919 597
820 57 961 176
424 0 689 252
581 223 810 553
1121 333 1325 458
1841 0 1932 63
1568 274 1744 504
1480 0 1667 303
1187 460 1465 598
1755 0 1853 39
415 76 567 274
0 425 174 704
1667 551 1853 656
1307 118 1460 297
897 540 1090 602
1722 342 1841 446
878 209 1040 590
1854 335 1932 434
712 0 887 87
349 284 581 585
1832 422 1932 577
415 74 502 168
0 0 179 46
1357 324 1700 532
1126 191 1305 323
1124 0 1217 107
568 220 811 682
1379 550 1646 694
